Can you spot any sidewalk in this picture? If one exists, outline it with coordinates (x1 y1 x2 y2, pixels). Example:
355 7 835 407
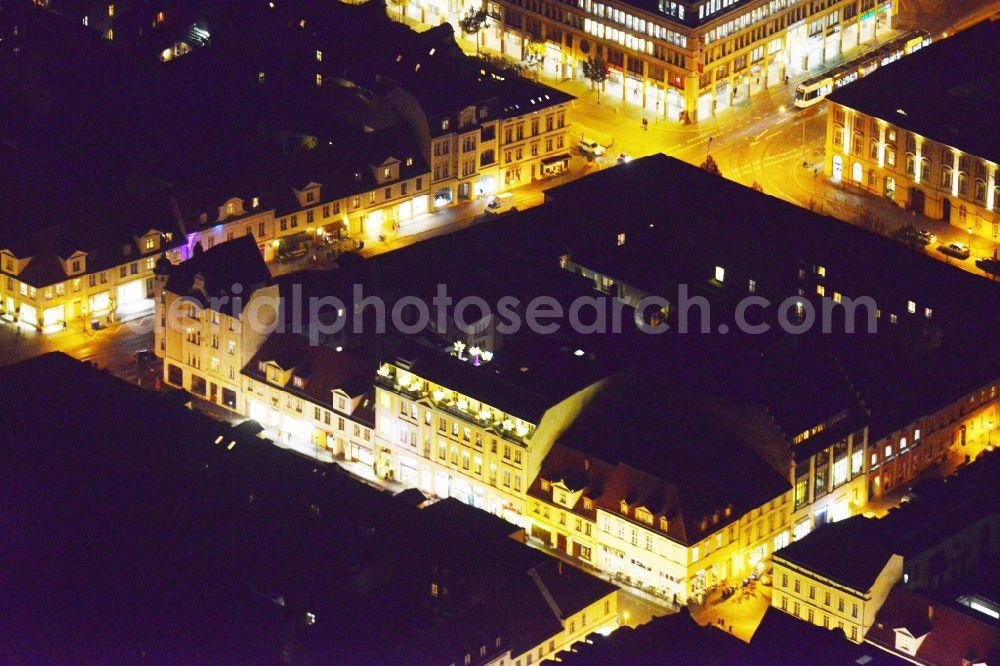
524 535 679 614
690 580 772 643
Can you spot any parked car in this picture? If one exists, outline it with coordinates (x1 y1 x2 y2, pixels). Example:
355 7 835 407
135 349 156 368
485 192 514 213
616 153 633 164
578 138 605 157
938 242 971 259
975 257 1000 276
915 229 936 245
892 226 919 243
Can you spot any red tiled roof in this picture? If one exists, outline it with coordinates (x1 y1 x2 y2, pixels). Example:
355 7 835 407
868 586 1000 666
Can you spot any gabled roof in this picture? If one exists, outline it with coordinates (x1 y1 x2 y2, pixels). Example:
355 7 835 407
163 235 271 313
867 586 1000 666
242 333 376 423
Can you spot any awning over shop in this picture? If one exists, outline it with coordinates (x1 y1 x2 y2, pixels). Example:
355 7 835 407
541 153 571 166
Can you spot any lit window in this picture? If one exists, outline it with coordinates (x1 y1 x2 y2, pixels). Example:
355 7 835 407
900 437 907 449
915 429 921 440
316 50 323 62
816 265 826 277
617 233 625 246
816 284 825 296
108 4 114 17
315 73 322 87
924 308 932 319
714 266 725 282
907 300 916 314
885 445 892 458
748 279 756 293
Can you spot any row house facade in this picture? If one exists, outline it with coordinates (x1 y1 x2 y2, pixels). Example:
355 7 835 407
826 102 1000 242
241 334 378 466
401 0 895 122
867 378 1000 502
156 236 278 411
526 444 792 604
384 40 574 206
174 146 433 263
374 343 610 527
0 222 183 332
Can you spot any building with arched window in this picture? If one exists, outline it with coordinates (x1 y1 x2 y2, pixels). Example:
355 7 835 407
826 20 1000 242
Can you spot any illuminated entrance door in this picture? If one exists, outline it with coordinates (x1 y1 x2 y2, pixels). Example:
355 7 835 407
852 161 863 183
832 156 843 183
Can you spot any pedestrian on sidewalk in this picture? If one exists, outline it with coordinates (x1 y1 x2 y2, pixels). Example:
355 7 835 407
642 117 648 131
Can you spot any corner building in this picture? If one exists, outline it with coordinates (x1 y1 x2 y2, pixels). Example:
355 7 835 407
452 0 896 122
825 19 1000 241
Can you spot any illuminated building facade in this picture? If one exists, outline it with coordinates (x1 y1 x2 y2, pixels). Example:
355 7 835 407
241 334 378 465
172 133 433 259
772 522 904 643
825 19 1000 241
527 445 792 604
374 341 611 526
0 211 183 333
156 236 278 411
398 0 896 122
382 29 575 204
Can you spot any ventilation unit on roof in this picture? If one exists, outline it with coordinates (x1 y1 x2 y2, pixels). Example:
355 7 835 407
395 355 416 370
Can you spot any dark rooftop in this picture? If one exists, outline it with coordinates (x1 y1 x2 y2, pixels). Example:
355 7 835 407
774 514 898 591
388 337 617 424
0 353 617 664
163 234 272 313
828 19 1000 164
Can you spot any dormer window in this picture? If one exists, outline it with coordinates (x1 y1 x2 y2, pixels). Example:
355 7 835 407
268 366 280 382
306 191 315 203
145 237 156 251
619 500 628 514
479 106 489 119
123 245 132 256
384 167 392 179
72 260 81 273
541 479 550 491
226 202 236 215
406 157 413 167
293 376 306 389
441 118 450 131
636 508 653 525
583 497 592 510
659 516 668 531
252 197 260 208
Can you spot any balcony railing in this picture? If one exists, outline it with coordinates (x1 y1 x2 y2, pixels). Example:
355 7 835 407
376 374 534 444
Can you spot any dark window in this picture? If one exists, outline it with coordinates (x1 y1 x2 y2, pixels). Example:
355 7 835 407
190 374 207 396
167 364 183 386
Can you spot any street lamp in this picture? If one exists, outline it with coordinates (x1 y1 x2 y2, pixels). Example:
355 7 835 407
968 227 973 249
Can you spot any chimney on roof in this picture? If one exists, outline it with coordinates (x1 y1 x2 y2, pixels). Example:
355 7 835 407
558 561 563 575
928 604 935 621
584 458 590 471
